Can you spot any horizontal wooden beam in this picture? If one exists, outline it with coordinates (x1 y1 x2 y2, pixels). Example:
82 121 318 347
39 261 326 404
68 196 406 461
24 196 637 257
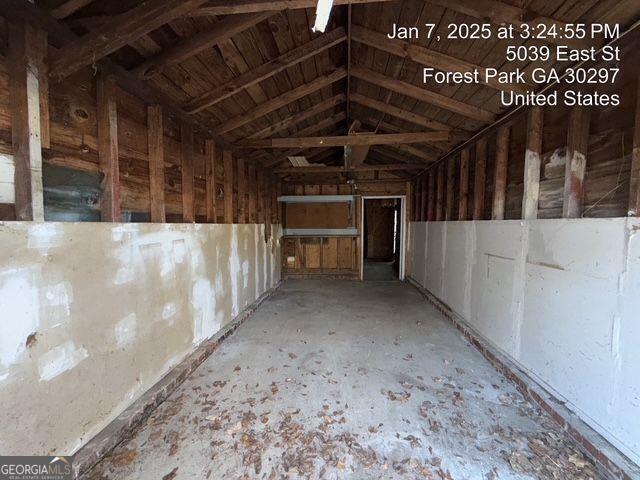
275 164 424 174
351 25 530 93
352 66 495 123
49 0 94 19
134 12 273 80
49 0 210 80
217 66 347 134
183 27 347 113
191 0 393 16
239 131 450 148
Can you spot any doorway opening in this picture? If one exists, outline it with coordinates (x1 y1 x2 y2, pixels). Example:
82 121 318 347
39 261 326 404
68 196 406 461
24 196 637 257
362 197 402 281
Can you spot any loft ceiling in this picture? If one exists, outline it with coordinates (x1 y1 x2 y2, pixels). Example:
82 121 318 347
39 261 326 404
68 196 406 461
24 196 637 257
22 0 640 182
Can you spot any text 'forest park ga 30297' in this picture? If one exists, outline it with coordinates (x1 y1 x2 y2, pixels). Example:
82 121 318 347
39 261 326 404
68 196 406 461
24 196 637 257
387 22 622 107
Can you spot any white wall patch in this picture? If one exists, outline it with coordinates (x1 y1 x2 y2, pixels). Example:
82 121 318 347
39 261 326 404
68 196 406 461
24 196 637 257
38 341 88 382
114 313 137 348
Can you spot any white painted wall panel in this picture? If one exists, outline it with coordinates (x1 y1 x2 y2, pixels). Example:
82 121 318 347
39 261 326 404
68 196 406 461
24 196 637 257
409 218 640 465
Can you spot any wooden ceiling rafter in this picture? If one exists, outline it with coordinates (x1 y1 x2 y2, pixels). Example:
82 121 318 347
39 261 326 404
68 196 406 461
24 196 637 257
351 24 531 94
352 66 496 123
216 66 348 134
189 0 394 16
183 27 348 114
49 0 213 80
133 12 275 80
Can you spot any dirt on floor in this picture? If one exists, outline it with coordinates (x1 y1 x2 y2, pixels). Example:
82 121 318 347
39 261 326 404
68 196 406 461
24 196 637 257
86 280 604 480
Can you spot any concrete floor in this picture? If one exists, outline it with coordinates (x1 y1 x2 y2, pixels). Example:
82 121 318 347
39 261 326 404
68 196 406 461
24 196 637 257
87 280 602 480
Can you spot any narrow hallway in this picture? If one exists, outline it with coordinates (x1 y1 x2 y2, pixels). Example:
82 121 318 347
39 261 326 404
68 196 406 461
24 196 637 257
88 280 601 479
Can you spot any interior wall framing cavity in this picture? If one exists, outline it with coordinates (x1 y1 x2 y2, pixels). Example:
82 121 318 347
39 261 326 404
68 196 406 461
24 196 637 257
0 221 282 456
408 217 640 467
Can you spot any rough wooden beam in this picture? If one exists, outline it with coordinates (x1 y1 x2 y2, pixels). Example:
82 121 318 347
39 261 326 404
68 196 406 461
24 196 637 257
522 107 543 220
96 73 120 222
563 107 591 218
183 27 346 113
420 174 428 221
205 139 217 222
426 0 589 49
427 170 436 221
473 138 487 220
248 164 257 222
181 123 195 222
192 0 393 15
134 12 273 80
6 0 240 154
630 75 640 216
249 94 345 139
274 164 424 174
237 157 246 223
147 104 165 222
217 67 347 134
445 158 456 220
458 148 470 220
351 92 450 132
352 66 495 123
435 164 445 221
240 131 449 148
223 150 234 223
352 25 529 94
9 21 45 221
49 0 210 80
492 126 510 220
49 0 94 19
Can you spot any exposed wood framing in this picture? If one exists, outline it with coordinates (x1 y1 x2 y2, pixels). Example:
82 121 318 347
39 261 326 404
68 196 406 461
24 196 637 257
435 164 445 221
458 148 470 221
445 158 455 220
248 165 257 222
96 73 120 222
352 67 495 123
563 107 591 218
237 157 247 223
223 150 234 223
420 175 428 221
192 0 393 15
184 28 347 113
473 138 487 220
522 107 544 220
630 75 640 216
49 0 211 80
351 25 529 94
249 94 345 139
205 140 217 223
134 12 274 80
147 105 165 223
492 126 510 220
9 21 45 222
241 132 449 149
49 0 94 19
351 93 450 132
217 67 347 134
181 123 195 223
427 170 436 221
275 164 424 174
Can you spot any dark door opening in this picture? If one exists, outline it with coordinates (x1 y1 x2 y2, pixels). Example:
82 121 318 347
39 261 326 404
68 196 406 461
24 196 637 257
363 198 401 281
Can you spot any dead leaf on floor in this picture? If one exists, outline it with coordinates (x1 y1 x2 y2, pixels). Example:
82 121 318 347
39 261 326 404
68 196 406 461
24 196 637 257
111 448 137 467
368 426 378 433
288 353 297 359
162 467 178 480
383 389 411 402
328 331 336 335
233 365 241 372
403 353 414 361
